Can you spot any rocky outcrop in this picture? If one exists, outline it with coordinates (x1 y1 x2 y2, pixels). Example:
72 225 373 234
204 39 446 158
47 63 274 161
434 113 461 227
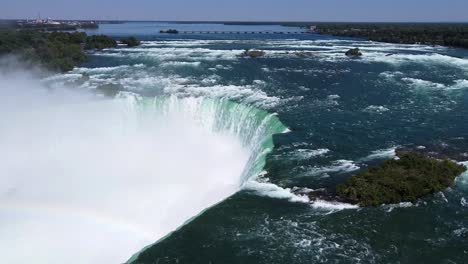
345 48 362 56
241 49 266 58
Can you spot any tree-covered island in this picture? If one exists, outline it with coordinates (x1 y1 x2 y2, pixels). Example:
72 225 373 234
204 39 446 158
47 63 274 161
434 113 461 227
0 29 140 72
336 153 467 206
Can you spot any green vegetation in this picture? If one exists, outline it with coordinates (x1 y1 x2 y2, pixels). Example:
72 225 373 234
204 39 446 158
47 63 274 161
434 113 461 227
120 36 141 47
85 34 117 50
317 23 468 49
0 30 117 72
0 30 87 72
336 153 467 206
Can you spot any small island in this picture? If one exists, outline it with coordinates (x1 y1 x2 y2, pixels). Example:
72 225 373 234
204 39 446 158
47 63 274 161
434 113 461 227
336 153 467 206
160 29 179 34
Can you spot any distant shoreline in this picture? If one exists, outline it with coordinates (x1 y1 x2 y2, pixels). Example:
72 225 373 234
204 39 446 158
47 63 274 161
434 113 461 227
316 23 468 49
2 20 468 51
2 19 468 24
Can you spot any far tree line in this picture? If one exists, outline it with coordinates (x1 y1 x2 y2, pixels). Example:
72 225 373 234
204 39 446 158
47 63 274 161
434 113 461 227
315 23 468 49
0 30 140 72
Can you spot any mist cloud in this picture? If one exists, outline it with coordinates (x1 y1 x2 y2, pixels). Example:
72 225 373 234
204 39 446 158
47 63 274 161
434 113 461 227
0 66 248 263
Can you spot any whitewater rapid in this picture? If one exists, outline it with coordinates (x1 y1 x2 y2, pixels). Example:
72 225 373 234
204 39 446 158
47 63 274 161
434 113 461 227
0 72 285 263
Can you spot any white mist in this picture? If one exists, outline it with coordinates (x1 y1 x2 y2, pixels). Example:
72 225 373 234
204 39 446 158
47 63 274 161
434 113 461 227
0 72 249 263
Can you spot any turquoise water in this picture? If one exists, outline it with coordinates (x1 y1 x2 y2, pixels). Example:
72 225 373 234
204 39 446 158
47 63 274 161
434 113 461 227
73 22 468 263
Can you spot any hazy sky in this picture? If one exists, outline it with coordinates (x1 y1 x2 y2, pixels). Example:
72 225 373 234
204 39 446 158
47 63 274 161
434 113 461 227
2 0 468 22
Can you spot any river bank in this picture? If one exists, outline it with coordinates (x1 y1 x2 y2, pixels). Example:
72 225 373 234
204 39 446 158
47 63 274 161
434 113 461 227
316 23 468 49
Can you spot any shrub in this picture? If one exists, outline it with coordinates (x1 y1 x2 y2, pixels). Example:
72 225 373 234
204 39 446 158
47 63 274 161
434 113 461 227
120 36 140 47
85 35 117 50
336 153 467 206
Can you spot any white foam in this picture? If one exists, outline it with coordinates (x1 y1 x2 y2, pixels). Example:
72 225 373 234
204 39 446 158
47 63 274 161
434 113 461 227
73 64 145 74
361 147 397 161
453 228 468 237
384 202 414 212
310 200 358 211
242 178 310 203
398 77 468 90
363 105 390 113
449 79 468 90
293 148 330 160
294 239 312 248
402 77 447 89
95 47 242 61
461 197 467 207
366 53 468 70
164 83 281 109
215 64 232 70
161 61 202 67
379 71 404 79
306 160 360 177
67 67 282 109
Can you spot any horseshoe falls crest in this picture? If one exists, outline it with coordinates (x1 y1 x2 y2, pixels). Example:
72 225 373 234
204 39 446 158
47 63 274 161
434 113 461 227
0 76 286 263
2 22 468 264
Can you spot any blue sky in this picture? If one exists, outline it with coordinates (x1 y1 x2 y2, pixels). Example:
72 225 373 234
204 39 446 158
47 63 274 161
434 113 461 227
2 0 468 22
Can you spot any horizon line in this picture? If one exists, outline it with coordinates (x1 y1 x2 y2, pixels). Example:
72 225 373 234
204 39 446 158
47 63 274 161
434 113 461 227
2 18 468 24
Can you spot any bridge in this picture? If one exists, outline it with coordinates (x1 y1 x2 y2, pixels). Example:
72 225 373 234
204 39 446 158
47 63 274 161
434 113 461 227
175 31 310 35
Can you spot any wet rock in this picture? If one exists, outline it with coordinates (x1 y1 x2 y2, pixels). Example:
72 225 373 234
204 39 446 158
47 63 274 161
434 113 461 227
241 49 266 58
345 48 362 56
291 187 349 204
293 51 315 58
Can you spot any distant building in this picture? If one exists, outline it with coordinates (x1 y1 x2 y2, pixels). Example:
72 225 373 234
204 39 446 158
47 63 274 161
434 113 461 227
307 26 317 33
44 18 60 25
16 16 98 30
